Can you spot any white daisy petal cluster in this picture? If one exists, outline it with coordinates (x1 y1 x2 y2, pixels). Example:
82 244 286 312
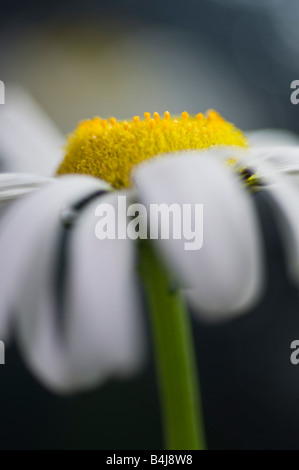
0 176 144 392
134 153 264 319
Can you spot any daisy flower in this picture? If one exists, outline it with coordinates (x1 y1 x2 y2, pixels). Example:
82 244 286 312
1 108 298 449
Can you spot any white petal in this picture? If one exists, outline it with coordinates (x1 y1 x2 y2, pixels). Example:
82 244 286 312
134 152 264 321
15 220 73 391
0 173 53 206
247 129 299 147
0 86 64 175
65 191 145 390
249 146 299 177
242 155 299 287
0 175 110 391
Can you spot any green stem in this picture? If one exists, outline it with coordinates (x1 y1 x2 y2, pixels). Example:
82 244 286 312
139 241 206 450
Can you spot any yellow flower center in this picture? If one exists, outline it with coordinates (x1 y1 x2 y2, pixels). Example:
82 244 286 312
57 110 247 188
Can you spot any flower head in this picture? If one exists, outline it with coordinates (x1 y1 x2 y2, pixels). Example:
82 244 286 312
57 110 247 188
3 102 299 398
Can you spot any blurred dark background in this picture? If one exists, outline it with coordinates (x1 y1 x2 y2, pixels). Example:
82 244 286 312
1 0 299 133
1 0 299 450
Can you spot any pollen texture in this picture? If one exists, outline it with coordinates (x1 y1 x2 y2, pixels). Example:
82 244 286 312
57 110 247 188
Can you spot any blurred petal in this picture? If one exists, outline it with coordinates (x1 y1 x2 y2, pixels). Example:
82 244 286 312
134 152 264 320
242 154 299 287
16 219 73 390
249 146 299 176
0 173 53 206
0 86 64 175
247 129 299 147
65 191 145 390
0 175 110 391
